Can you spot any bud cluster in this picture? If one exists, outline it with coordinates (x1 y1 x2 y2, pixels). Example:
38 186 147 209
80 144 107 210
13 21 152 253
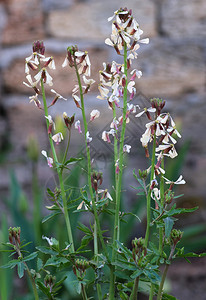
169 229 183 247
73 259 90 280
132 237 147 264
91 172 103 192
9 227 21 245
44 274 56 290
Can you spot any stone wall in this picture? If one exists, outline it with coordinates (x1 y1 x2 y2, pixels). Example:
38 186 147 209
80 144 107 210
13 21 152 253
0 0 206 216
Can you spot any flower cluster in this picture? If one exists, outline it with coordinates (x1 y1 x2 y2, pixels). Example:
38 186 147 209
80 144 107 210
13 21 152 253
99 8 149 155
106 7 149 56
23 41 69 168
138 98 186 205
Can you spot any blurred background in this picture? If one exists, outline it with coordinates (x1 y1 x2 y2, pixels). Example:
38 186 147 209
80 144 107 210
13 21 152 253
0 0 206 299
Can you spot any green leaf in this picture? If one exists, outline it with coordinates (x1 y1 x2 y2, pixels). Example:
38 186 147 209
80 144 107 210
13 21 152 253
36 246 58 255
1 259 19 269
37 258 43 271
164 217 175 238
37 281 50 297
77 222 92 236
42 212 61 223
112 259 137 271
65 157 83 166
23 252 38 262
44 257 68 268
167 205 198 217
114 270 131 281
131 268 143 279
17 262 26 278
116 241 133 258
162 293 178 300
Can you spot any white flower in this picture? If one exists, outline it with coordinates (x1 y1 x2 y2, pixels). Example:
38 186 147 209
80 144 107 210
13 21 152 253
77 51 91 77
42 235 54 246
90 109 100 121
163 175 186 185
123 144 131 153
98 189 113 201
77 200 89 210
83 76 95 86
86 131 92 144
75 120 82 134
51 89 67 101
156 143 178 159
130 69 142 80
97 85 109 100
72 93 81 108
34 68 53 86
41 56 56 69
140 127 152 147
23 74 39 91
151 188 160 201
62 57 68 68
45 115 56 130
41 150 53 168
127 80 136 94
52 132 64 144
135 107 156 118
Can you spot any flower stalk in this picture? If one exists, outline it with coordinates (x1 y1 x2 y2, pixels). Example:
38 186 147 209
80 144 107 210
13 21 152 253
40 79 75 252
145 133 156 247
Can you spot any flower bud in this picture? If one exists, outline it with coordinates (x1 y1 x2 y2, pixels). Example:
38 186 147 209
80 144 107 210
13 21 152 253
33 40 45 55
91 171 103 192
63 112 75 130
138 169 148 180
170 229 183 246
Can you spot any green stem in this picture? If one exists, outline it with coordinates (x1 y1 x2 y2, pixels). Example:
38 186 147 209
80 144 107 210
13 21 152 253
149 283 154 300
129 277 139 300
156 264 169 300
159 159 165 256
62 128 71 166
94 193 102 300
109 41 128 300
25 263 39 300
73 61 109 263
145 133 156 247
157 246 175 300
81 283 88 300
40 79 74 252
32 162 41 245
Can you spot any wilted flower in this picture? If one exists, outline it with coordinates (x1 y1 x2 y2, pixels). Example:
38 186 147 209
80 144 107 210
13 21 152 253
29 94 41 108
